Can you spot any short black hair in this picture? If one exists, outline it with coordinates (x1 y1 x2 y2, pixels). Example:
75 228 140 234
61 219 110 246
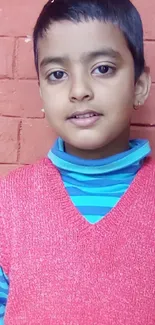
33 0 145 81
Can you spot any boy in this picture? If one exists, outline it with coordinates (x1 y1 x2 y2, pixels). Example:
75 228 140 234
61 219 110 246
0 0 155 324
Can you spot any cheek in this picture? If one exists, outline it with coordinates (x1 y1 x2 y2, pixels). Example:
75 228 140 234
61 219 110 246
41 87 63 118
100 79 134 111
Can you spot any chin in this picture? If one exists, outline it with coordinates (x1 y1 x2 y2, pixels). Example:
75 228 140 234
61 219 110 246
71 139 106 151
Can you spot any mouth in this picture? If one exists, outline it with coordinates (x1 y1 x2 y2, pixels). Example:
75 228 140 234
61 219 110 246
67 110 102 127
68 110 102 119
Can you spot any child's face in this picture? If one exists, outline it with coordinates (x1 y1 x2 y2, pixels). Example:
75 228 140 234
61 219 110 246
38 20 149 158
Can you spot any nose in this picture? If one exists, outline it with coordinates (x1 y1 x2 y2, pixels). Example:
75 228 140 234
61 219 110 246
69 77 94 103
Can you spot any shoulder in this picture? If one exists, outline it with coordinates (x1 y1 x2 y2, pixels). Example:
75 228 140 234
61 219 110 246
138 157 155 194
1 157 56 182
0 158 57 202
143 157 155 174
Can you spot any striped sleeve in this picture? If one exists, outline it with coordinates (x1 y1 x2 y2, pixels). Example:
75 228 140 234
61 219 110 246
0 266 9 323
0 176 11 323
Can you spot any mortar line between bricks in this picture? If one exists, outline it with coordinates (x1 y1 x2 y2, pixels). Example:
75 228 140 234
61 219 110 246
0 35 32 38
0 163 27 166
144 39 155 41
17 120 22 163
0 115 44 120
131 124 155 127
15 78 38 81
0 78 37 81
12 37 18 79
0 77 14 80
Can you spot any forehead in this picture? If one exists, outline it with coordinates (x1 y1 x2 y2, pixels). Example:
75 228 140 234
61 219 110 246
37 20 132 64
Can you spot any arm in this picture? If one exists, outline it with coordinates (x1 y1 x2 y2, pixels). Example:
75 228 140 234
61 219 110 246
0 177 11 324
0 266 9 324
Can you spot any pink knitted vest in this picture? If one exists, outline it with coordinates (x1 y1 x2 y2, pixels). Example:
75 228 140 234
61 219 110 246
0 157 155 325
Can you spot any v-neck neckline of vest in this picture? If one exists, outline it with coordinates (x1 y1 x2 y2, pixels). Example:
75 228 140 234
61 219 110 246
45 156 152 235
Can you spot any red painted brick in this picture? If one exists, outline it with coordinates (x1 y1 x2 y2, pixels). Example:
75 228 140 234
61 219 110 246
132 84 155 125
0 164 22 176
19 119 56 164
144 42 155 82
130 126 155 157
132 0 155 39
0 117 19 163
16 38 37 79
0 0 45 36
0 0 154 40
0 80 42 118
0 37 15 78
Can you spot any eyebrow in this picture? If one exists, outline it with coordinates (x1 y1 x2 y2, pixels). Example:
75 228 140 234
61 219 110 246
40 48 122 69
85 49 122 62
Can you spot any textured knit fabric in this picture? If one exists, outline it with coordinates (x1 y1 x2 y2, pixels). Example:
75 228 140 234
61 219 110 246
0 157 155 324
48 138 151 223
0 139 151 323
0 138 151 322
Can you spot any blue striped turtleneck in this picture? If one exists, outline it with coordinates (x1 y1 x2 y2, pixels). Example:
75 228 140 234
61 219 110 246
48 138 151 224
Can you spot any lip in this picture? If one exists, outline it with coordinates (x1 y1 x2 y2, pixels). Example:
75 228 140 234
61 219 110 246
67 110 102 128
68 109 101 119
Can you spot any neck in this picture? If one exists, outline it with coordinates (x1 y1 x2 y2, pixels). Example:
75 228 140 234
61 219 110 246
65 130 130 160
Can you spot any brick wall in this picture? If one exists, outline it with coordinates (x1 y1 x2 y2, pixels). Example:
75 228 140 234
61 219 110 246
0 0 155 175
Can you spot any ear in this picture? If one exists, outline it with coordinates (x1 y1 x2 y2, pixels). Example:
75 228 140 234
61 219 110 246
134 67 151 107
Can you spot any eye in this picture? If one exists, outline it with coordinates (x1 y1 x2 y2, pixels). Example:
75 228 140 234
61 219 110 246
92 65 116 76
47 70 68 81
